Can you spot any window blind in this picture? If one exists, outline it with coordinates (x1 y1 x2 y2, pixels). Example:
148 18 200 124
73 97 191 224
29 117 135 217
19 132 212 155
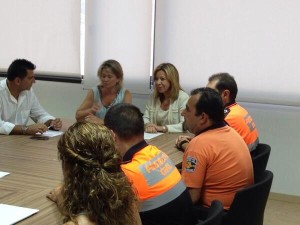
0 0 81 77
154 0 300 106
83 0 154 94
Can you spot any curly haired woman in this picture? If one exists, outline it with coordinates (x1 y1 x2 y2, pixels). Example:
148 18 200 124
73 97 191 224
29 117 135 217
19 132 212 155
48 122 141 225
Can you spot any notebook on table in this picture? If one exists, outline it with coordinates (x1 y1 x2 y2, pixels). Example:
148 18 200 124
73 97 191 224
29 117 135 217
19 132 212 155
0 204 39 225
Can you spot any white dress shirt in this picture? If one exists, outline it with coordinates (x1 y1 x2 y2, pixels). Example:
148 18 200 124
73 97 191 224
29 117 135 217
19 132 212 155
0 79 55 134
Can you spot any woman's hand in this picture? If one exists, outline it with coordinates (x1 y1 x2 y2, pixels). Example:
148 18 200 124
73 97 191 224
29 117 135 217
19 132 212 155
145 123 159 133
76 90 101 121
85 114 104 125
47 185 63 204
90 102 102 114
145 124 167 133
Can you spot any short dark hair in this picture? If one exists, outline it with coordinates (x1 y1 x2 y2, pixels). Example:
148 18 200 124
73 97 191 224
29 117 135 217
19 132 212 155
208 73 238 101
191 87 224 123
7 59 36 81
104 103 144 139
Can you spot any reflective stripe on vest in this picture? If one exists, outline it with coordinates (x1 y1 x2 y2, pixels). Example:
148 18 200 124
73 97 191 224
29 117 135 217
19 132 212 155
225 103 259 151
249 137 259 152
122 144 184 211
139 151 175 186
139 179 186 212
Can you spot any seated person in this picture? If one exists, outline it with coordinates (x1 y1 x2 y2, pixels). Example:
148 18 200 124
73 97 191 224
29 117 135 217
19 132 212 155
0 59 61 135
104 103 197 225
180 88 253 212
143 63 189 133
206 73 259 152
177 73 259 152
76 59 132 125
48 122 141 225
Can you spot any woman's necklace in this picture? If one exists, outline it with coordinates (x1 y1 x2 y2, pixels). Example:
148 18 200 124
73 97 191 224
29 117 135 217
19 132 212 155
100 89 120 109
160 98 170 111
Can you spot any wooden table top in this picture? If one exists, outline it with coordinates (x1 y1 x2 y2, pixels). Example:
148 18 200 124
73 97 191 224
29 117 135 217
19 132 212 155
0 131 183 224
146 133 184 167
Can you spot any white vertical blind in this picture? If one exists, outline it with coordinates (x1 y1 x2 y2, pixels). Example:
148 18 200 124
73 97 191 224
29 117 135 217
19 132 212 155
84 0 153 94
2 0 299 106
0 0 81 76
154 0 300 106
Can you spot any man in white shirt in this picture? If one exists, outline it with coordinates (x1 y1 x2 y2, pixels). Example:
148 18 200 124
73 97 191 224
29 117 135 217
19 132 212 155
0 59 62 135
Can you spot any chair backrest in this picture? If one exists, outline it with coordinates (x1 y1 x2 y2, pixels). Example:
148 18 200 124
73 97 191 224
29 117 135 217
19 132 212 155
197 200 224 225
222 170 273 225
252 143 271 182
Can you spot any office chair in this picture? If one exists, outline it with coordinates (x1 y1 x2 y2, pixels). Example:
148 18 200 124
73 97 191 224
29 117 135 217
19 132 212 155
196 200 224 225
221 170 273 225
252 143 271 182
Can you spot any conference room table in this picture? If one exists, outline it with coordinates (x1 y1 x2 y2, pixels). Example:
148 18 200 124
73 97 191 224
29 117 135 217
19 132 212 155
0 125 185 225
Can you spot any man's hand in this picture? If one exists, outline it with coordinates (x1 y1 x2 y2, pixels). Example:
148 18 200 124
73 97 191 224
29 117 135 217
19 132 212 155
49 118 62 130
175 135 192 151
25 123 48 135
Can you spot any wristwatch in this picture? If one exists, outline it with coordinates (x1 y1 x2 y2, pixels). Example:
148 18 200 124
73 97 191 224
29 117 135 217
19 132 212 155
162 126 167 133
21 126 28 135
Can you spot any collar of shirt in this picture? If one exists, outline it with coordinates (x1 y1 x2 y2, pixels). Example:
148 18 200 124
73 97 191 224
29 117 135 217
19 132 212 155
224 101 236 109
4 79 28 104
122 140 148 163
195 122 227 136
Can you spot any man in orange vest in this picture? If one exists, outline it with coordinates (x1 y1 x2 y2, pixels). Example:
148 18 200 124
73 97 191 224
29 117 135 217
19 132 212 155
104 103 197 225
180 87 253 217
178 73 259 153
206 73 259 152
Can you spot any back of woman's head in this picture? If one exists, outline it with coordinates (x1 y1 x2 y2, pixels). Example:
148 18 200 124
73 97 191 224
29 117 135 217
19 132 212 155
58 122 136 225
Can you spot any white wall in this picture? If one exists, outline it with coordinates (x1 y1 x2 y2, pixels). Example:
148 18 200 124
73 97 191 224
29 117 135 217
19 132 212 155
242 102 300 196
33 81 300 197
32 81 86 120
31 81 149 120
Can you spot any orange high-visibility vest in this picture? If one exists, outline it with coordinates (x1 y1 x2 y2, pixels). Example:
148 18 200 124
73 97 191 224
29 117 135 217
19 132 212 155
121 141 185 212
225 103 259 151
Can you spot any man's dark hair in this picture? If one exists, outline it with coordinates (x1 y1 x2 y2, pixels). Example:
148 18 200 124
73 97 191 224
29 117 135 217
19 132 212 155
208 73 238 101
191 87 224 123
7 59 36 81
104 103 144 139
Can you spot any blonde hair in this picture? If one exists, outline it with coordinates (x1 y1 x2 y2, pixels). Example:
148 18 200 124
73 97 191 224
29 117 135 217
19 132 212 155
153 63 182 102
57 122 136 225
97 59 124 90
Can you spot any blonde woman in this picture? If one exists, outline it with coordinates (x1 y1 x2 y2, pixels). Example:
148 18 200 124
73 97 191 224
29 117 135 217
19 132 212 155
76 59 132 125
143 63 189 133
48 122 141 225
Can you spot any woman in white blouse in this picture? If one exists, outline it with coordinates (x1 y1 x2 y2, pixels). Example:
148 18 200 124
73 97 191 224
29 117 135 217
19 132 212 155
143 63 189 133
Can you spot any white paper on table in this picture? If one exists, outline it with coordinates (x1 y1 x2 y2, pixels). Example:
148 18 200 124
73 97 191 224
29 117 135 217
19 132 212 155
41 130 64 137
144 132 163 140
0 171 10 178
0 204 39 225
